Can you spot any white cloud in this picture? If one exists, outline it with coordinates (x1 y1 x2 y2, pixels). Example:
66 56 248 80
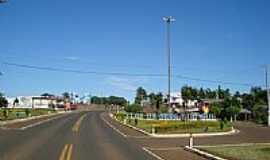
105 76 148 91
64 56 79 61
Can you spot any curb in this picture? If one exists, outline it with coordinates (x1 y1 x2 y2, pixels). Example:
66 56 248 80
110 114 151 136
110 114 239 138
0 111 70 126
184 146 227 160
151 129 239 138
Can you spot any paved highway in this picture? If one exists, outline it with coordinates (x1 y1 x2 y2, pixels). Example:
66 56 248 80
2 108 268 160
0 111 156 160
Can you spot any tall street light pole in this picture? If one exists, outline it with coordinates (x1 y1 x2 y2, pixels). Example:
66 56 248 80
265 65 270 127
163 16 175 110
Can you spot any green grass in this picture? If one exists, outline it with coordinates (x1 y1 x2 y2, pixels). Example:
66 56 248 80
114 113 232 134
200 144 270 160
0 108 56 121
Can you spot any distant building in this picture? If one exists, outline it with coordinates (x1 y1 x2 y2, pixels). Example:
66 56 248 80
6 96 66 109
167 92 198 113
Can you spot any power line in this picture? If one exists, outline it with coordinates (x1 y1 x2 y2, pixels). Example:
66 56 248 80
176 75 258 87
2 62 166 77
2 61 261 87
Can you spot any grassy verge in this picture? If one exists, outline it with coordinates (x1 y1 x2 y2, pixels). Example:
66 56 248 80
0 108 56 121
199 144 270 160
114 113 232 134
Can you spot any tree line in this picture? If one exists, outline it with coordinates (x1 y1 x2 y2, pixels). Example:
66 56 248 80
90 96 127 106
130 85 269 124
181 85 268 124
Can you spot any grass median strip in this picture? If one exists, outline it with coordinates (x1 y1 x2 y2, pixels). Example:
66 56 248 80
59 144 73 160
72 114 87 132
198 143 270 160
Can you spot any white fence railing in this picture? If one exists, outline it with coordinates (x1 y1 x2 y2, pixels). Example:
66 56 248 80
124 112 216 121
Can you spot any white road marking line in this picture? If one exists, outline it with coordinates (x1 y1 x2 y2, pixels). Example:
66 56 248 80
142 147 166 160
100 116 127 138
196 142 270 148
145 147 183 151
128 135 153 139
19 114 66 130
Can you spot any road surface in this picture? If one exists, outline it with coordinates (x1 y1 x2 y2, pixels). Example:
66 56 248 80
0 111 157 160
3 108 268 160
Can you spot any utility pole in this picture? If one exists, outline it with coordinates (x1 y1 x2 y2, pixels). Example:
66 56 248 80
163 16 175 109
265 66 270 127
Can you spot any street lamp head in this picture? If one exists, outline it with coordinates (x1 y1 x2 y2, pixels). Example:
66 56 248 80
163 16 176 23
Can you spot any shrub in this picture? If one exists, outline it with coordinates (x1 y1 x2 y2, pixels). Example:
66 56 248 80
3 109 8 119
220 121 224 130
115 113 126 121
25 109 31 117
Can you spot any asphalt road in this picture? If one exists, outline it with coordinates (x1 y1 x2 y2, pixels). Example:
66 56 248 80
0 111 156 160
3 109 267 160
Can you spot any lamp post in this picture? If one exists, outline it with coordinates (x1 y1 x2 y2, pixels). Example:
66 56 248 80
265 66 270 127
163 16 175 110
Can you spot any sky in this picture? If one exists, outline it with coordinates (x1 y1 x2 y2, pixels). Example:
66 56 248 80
0 0 270 101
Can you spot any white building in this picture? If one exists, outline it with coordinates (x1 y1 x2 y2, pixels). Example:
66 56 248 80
6 96 62 109
168 92 199 113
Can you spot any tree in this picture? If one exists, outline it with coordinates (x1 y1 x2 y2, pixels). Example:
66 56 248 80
227 97 242 121
13 97 19 107
253 104 267 124
148 92 156 105
62 92 70 101
107 96 127 106
181 86 193 103
91 96 102 104
251 87 267 104
41 93 54 97
211 102 222 117
241 93 255 111
205 88 216 99
124 103 142 113
0 93 8 108
198 88 206 99
134 87 147 105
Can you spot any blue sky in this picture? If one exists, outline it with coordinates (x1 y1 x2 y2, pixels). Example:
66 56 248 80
0 0 270 101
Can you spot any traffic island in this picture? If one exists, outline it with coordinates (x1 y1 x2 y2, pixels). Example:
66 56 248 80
111 113 239 138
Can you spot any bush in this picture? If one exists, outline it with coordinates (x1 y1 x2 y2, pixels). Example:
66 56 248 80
3 109 8 119
25 109 31 117
115 113 126 121
220 121 224 130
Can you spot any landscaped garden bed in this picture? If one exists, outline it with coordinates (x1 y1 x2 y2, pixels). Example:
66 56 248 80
114 113 232 134
0 108 56 121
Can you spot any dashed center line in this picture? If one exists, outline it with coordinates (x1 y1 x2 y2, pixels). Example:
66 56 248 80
59 144 73 160
72 114 87 132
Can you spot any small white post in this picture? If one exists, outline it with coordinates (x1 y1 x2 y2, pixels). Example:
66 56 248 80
189 133 193 148
152 126 155 134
